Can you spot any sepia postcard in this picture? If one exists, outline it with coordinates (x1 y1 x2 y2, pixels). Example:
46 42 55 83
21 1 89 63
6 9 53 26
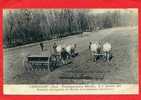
3 8 138 95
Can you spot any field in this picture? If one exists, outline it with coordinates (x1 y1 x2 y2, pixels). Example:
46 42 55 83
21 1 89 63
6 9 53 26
4 26 138 84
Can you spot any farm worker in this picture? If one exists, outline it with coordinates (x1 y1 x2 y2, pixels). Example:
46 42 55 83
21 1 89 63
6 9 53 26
89 41 92 50
53 42 57 54
72 43 77 56
97 40 102 54
61 48 69 64
40 42 44 51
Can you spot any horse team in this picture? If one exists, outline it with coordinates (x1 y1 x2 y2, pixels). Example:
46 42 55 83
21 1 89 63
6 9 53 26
49 40 112 65
89 41 112 62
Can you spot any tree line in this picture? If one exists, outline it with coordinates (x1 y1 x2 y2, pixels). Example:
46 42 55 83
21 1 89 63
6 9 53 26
3 9 137 48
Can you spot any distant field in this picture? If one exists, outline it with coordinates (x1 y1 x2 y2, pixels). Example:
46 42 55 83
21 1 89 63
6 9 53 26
4 26 138 84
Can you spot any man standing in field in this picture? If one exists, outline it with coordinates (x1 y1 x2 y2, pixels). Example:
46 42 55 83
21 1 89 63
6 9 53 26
40 42 44 51
53 42 57 55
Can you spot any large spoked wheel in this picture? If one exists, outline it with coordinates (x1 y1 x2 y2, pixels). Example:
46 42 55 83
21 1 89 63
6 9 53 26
94 55 97 62
23 59 32 72
50 55 63 71
93 52 99 62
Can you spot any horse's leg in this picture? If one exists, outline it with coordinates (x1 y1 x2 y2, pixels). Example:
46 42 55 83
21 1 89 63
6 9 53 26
95 55 97 62
92 52 94 62
104 52 105 61
94 52 96 62
107 52 110 63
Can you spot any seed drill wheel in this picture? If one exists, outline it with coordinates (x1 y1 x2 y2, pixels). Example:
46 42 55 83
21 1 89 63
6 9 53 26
93 53 98 62
49 55 63 71
23 58 32 72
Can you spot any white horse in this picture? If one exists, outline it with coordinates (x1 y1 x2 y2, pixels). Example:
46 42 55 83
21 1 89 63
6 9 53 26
65 44 77 56
56 44 72 64
56 45 63 54
103 42 112 62
90 41 101 61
